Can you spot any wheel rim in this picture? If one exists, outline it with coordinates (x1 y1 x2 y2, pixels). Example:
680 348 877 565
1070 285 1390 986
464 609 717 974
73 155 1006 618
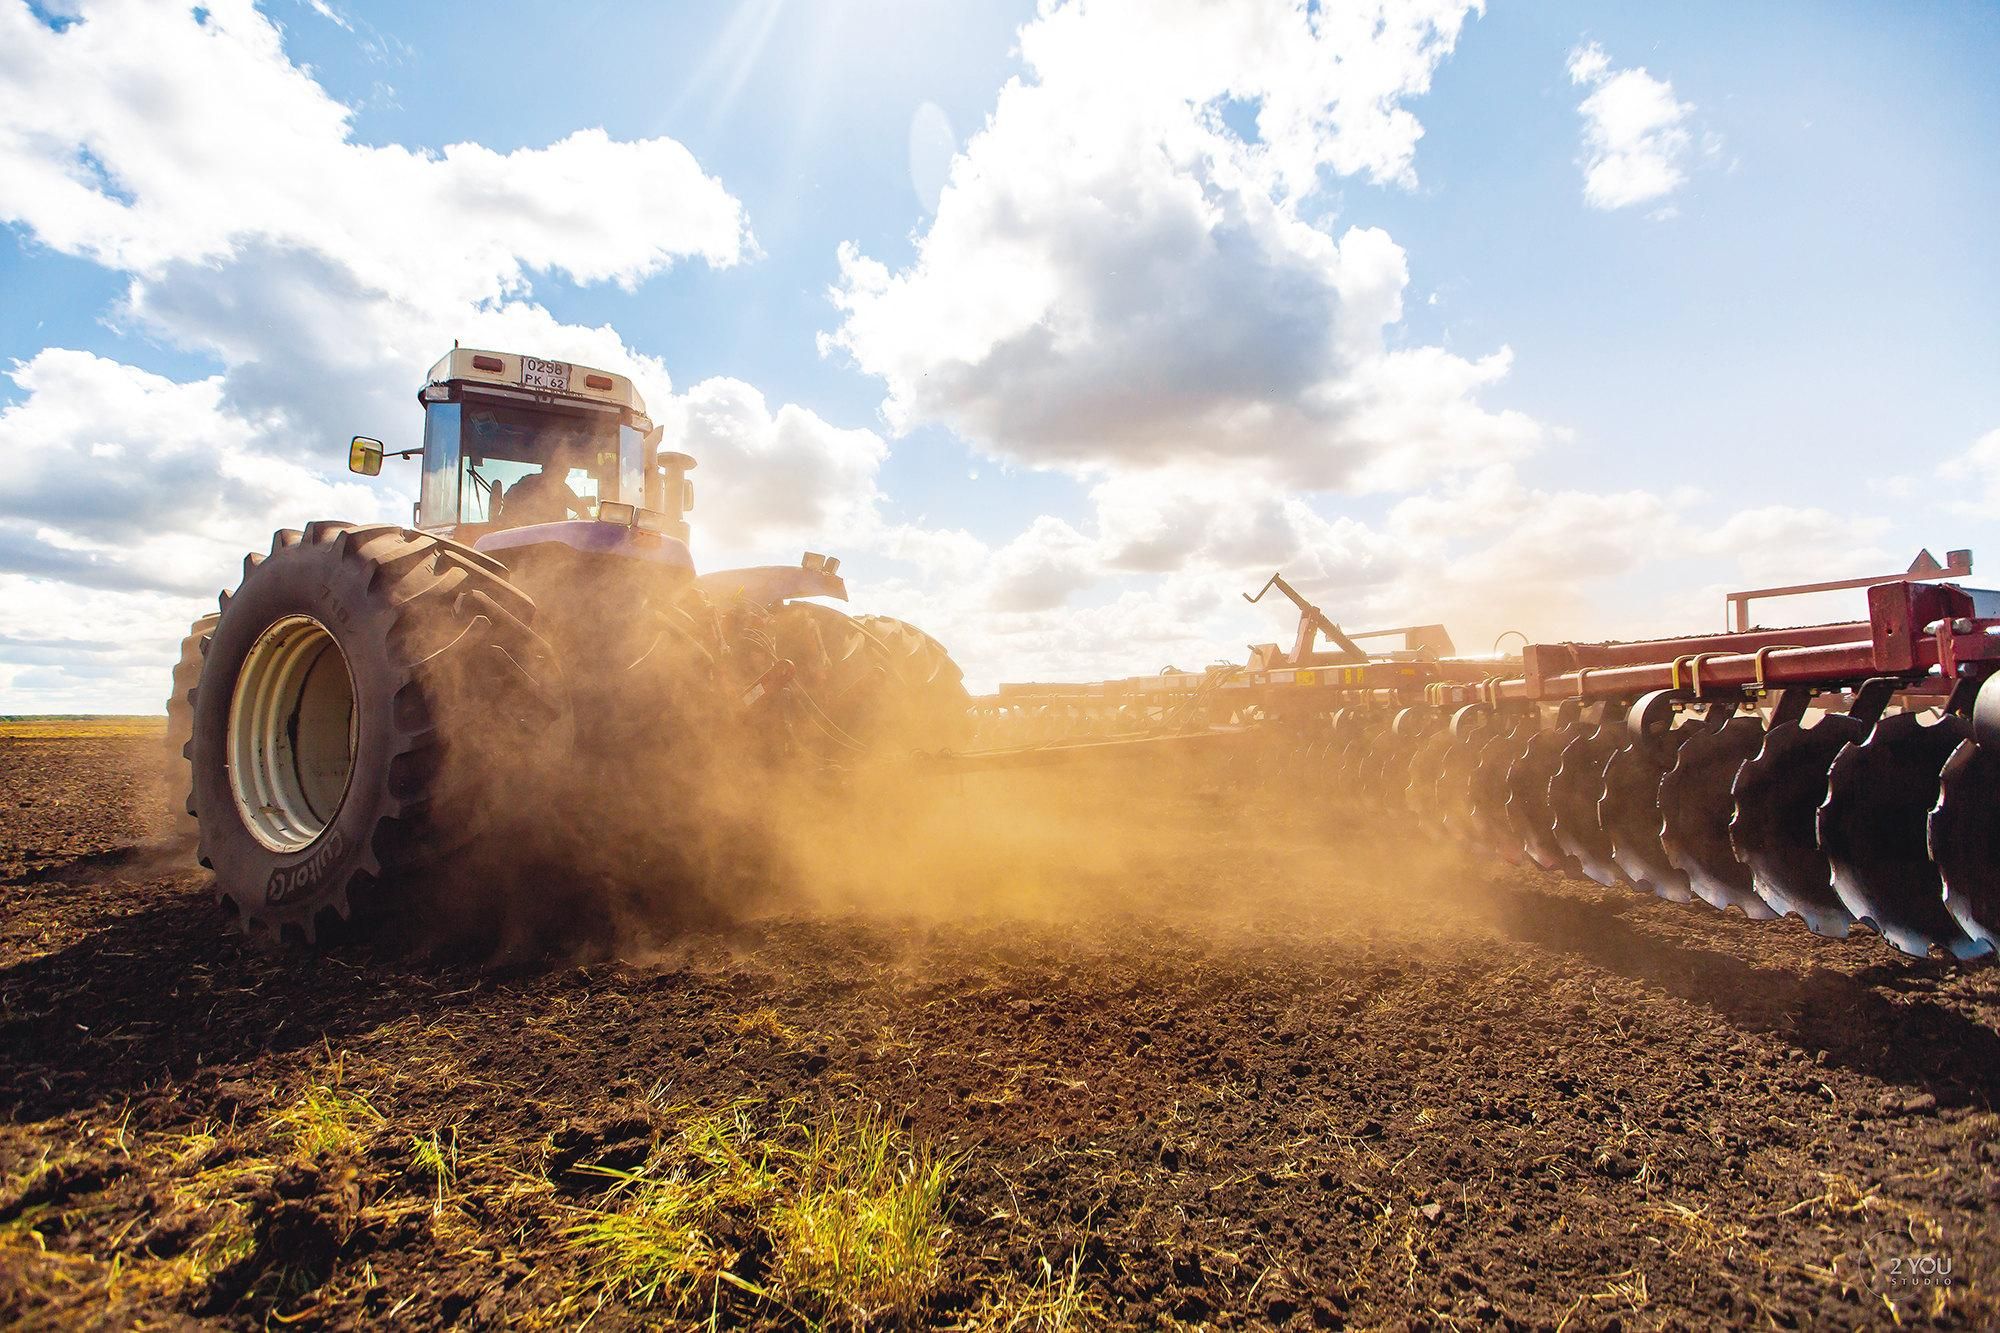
227 615 357 853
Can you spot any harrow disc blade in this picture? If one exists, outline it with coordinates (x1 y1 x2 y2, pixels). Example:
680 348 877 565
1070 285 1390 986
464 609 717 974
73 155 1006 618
1314 722 1348 775
1298 722 1334 772
1728 716 1864 937
1548 724 1628 887
1660 714 1776 918
1359 708 1435 811
1280 724 1322 783
1405 726 1457 828
1327 709 1383 784
1352 732 1400 804
1601 733 1692 902
1932 737 2000 952
1820 712 1986 959
1434 718 1493 843
1468 723 1537 862
1506 723 1587 877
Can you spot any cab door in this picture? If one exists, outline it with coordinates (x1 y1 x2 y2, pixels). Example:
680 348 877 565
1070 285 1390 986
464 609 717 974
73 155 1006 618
416 401 462 530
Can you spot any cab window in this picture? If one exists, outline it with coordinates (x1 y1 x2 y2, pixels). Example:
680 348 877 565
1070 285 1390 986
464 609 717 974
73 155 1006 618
456 404 617 526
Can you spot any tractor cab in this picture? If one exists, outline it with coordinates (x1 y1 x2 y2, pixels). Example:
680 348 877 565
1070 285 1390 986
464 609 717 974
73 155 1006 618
347 345 849 609
347 347 695 546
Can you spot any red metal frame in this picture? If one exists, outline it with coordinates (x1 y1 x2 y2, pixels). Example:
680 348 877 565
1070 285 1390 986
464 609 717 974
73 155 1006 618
969 556 2000 743
1241 572 1454 668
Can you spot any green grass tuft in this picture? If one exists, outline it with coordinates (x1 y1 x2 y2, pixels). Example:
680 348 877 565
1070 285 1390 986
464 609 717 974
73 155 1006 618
271 1073 383 1158
565 1165 741 1310
971 1249 1099 1331
409 1125 460 1214
772 1106 954 1320
563 1101 953 1322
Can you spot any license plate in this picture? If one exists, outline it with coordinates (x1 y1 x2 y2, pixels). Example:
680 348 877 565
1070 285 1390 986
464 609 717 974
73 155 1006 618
521 356 570 392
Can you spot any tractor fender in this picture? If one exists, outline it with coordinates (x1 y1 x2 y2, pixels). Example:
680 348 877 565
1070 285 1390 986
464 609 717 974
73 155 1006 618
694 564 849 608
474 519 694 571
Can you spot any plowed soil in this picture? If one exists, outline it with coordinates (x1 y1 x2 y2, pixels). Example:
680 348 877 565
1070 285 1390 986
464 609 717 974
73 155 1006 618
5 725 2000 1330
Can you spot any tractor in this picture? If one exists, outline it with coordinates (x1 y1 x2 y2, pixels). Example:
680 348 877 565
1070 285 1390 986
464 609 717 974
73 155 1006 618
167 348 968 941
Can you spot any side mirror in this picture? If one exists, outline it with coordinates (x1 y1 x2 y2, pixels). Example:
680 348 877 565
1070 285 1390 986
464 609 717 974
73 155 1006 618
348 436 384 477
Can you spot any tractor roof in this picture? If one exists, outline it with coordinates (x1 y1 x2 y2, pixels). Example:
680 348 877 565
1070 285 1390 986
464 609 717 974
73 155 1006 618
424 348 647 419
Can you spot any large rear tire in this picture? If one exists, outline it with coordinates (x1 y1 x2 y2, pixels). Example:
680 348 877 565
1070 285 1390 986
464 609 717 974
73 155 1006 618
190 523 565 941
853 614 972 753
767 601 896 762
165 612 221 839
764 606 971 758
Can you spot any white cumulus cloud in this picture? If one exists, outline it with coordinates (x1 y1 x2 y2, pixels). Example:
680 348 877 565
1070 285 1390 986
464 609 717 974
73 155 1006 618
822 0 1535 490
1566 40 1697 211
0 1 749 289
1941 428 2000 516
0 349 402 592
673 378 889 562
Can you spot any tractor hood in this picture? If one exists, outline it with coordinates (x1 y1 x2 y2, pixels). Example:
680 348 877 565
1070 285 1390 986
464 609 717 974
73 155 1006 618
473 519 694 572
694 563 849 608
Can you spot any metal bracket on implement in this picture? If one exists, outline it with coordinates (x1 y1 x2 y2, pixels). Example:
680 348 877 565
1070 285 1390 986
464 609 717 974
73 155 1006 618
1727 547 1971 632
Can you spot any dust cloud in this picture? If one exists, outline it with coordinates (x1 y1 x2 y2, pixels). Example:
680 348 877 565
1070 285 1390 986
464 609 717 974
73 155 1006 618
797 746 1519 944
164 543 1518 960
422 709 1519 964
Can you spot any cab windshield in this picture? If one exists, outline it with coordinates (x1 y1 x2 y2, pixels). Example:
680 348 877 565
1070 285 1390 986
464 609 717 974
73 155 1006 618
458 403 617 527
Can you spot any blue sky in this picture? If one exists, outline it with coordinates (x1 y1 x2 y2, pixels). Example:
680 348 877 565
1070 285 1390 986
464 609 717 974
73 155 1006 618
2 0 1997 709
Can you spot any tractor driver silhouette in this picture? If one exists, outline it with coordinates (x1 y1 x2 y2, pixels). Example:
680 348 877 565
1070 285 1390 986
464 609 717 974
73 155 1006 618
494 436 593 528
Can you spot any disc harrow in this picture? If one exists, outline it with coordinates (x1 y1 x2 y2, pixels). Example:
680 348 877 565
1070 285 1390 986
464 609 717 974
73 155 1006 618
959 553 2000 960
